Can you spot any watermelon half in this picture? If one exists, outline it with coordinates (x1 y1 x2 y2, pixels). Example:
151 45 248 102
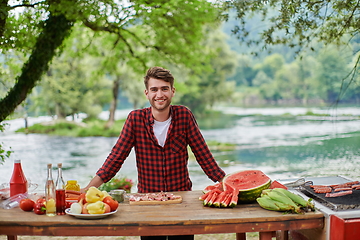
223 170 271 203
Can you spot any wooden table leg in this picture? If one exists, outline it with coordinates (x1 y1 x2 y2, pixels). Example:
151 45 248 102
7 236 17 240
236 232 246 240
259 231 275 240
276 230 289 240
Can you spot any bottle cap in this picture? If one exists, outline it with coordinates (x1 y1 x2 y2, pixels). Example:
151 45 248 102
67 180 77 183
47 163 52 168
57 163 62 168
14 160 21 163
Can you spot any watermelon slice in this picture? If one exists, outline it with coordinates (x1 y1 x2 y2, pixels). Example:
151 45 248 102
203 189 221 206
199 191 211 201
213 191 227 208
203 190 214 206
203 182 223 193
270 180 288 189
224 191 233 207
229 189 238 208
223 170 271 203
207 191 219 206
219 191 232 207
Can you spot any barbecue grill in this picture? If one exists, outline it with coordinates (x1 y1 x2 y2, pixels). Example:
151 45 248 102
300 185 360 211
278 176 360 240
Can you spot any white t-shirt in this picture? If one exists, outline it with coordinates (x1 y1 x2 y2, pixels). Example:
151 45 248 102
153 117 172 147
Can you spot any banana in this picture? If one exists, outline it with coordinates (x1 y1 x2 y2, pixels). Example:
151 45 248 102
272 188 315 211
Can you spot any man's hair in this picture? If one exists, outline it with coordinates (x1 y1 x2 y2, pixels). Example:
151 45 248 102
144 66 174 89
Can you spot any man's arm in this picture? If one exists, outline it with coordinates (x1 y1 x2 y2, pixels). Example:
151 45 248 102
81 175 104 193
185 108 226 182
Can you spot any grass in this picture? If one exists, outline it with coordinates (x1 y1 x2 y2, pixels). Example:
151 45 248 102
16 119 126 137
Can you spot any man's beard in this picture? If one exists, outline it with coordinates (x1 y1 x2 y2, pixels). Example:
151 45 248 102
150 99 170 111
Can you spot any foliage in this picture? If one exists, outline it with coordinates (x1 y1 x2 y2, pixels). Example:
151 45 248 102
0 123 12 164
178 27 238 114
30 28 112 119
98 176 134 193
226 0 360 103
227 0 360 51
0 0 223 122
16 119 126 137
0 6 74 121
228 45 360 105
206 140 237 151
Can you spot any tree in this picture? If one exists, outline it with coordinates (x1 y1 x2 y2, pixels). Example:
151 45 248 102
227 54 258 86
227 0 360 97
314 47 350 103
0 0 223 162
0 0 222 122
178 27 238 114
254 54 285 79
0 11 73 122
33 52 112 119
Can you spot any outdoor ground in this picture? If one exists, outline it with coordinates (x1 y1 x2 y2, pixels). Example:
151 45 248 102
0 233 262 240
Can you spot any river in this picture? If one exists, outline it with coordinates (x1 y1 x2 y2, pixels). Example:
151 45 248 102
1 106 359 192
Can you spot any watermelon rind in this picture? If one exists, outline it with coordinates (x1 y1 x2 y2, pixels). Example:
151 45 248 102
223 170 271 203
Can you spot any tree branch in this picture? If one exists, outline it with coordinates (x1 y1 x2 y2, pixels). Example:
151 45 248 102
9 1 45 10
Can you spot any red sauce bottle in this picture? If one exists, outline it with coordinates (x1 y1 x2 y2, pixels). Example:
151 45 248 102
9 159 28 197
55 163 66 215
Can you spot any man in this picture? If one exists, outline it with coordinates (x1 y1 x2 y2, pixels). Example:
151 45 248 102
83 66 226 240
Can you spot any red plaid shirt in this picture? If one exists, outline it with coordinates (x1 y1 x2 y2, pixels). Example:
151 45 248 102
96 105 225 193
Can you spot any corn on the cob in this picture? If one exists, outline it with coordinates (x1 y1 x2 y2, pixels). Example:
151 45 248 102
256 195 281 211
272 200 296 212
272 188 315 211
261 189 272 197
262 189 302 213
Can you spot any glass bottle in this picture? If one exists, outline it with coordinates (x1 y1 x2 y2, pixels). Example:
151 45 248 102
55 163 66 215
65 180 80 191
9 160 28 197
45 163 56 216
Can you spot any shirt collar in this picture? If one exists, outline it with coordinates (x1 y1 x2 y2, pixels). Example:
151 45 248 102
147 105 173 125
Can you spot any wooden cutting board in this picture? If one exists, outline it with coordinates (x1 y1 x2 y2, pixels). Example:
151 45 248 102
129 196 182 205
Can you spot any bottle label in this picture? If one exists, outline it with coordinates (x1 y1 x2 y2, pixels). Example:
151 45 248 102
10 183 28 197
10 161 28 197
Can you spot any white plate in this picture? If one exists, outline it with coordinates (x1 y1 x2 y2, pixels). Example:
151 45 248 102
65 208 118 219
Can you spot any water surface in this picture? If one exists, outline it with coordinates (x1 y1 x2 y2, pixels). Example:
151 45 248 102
1 107 359 191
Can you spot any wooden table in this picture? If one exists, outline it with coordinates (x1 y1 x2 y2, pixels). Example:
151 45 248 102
0 191 324 240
